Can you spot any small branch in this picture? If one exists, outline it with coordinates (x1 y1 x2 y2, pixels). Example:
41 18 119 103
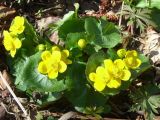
118 1 124 27
0 72 30 120
1 102 15 115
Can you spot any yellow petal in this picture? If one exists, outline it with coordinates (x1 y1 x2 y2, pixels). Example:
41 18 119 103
3 39 14 51
124 57 141 69
117 49 126 58
121 70 131 81
135 58 141 68
48 70 58 79
94 81 106 91
14 16 24 25
3 30 10 39
41 51 52 60
96 66 105 74
9 16 25 34
126 50 138 58
107 79 121 88
3 31 14 50
52 51 61 62
52 46 60 52
114 59 125 70
10 49 16 57
89 72 96 82
38 61 48 74
104 59 113 68
14 38 22 49
58 61 67 73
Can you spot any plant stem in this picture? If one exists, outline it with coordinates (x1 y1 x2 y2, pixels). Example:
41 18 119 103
118 1 124 27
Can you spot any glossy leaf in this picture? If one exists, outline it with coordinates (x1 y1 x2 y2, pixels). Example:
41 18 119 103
58 19 85 40
85 18 121 48
136 0 160 9
66 32 86 50
65 62 109 114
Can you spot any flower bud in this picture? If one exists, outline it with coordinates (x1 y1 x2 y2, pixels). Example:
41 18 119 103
117 49 126 58
78 39 87 49
37 44 45 51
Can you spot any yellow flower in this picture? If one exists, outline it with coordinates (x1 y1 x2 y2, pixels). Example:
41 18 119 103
89 66 111 91
3 30 22 57
89 58 131 91
117 49 126 58
9 16 25 35
104 59 131 88
78 39 87 49
124 50 141 69
38 46 72 79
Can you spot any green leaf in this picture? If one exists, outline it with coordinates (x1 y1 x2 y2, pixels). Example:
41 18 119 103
106 49 119 60
85 18 121 48
85 51 106 78
14 52 66 92
65 62 109 114
37 92 62 106
58 19 85 40
130 84 160 120
136 0 160 9
66 32 86 50
85 18 101 35
18 19 40 56
23 18 39 43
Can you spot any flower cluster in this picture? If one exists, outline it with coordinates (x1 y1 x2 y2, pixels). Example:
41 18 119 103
38 46 72 79
3 16 25 57
89 49 142 92
117 49 141 69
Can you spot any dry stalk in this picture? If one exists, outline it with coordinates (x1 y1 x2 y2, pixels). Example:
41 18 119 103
118 1 124 27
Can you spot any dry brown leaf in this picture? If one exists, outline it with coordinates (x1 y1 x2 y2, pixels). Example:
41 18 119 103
139 28 160 65
0 106 6 119
0 6 16 21
0 70 11 90
36 16 60 31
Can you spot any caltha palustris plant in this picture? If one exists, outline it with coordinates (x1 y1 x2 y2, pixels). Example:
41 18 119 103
2 3 152 119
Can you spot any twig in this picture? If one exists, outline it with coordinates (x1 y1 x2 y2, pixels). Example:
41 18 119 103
0 72 30 120
118 1 124 27
1 102 15 115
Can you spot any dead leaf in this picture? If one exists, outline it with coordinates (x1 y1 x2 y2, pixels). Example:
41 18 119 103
0 105 6 119
59 111 76 120
0 6 16 21
139 28 160 65
36 16 60 32
0 70 12 90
